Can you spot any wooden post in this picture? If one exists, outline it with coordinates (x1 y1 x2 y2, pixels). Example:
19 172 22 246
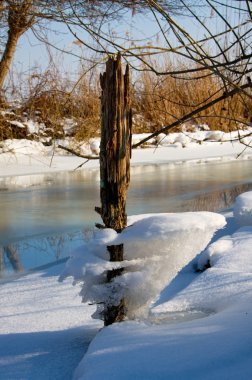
98 54 132 325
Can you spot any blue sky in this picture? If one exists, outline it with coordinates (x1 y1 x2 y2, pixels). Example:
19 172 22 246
13 11 161 76
9 2 246 91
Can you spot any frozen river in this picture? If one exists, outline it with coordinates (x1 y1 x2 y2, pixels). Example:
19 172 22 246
1 159 252 274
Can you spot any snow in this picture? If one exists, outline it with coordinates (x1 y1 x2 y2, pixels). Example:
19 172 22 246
73 301 252 380
205 130 225 141
0 127 252 178
73 223 252 380
1 130 252 379
61 212 225 320
0 263 102 380
233 191 252 226
89 139 100 156
61 118 78 136
2 139 48 156
9 120 26 129
26 119 42 134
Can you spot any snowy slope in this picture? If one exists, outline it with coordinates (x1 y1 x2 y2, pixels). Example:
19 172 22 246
73 222 252 380
0 264 102 380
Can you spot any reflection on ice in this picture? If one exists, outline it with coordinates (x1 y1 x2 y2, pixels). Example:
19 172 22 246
0 245 23 274
185 183 252 212
0 228 93 278
0 168 100 189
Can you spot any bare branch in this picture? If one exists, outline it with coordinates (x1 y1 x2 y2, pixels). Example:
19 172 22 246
57 144 99 159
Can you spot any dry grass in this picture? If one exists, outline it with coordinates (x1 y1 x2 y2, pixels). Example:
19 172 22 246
2 49 101 142
132 60 251 133
1 57 251 142
18 68 100 140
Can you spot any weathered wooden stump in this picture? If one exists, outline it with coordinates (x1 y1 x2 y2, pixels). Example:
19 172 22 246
97 54 132 326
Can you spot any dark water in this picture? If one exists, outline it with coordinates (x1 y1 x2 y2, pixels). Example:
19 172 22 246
0 160 252 275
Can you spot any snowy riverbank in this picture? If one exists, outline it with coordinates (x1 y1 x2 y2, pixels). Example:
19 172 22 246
1 131 252 380
0 128 252 178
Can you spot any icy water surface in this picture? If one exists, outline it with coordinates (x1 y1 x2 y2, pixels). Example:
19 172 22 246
1 159 252 274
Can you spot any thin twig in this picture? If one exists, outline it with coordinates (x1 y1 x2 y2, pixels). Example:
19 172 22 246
57 144 99 160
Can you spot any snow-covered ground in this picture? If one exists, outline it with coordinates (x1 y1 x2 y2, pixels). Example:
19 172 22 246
63 206 252 380
0 127 252 178
0 263 102 380
1 130 252 380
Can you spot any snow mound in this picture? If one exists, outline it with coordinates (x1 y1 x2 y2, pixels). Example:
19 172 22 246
89 139 100 155
198 226 252 273
205 130 225 141
1 139 47 155
233 191 252 226
61 212 226 320
174 134 191 147
154 225 252 317
115 212 225 318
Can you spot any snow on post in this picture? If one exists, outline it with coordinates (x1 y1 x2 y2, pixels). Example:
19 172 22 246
60 211 226 320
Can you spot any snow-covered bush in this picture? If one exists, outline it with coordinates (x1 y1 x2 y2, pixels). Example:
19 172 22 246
60 212 226 320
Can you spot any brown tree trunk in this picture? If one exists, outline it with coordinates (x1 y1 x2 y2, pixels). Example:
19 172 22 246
0 30 21 92
0 1 34 93
98 54 132 326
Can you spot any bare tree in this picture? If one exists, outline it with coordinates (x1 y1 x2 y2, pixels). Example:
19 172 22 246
130 0 252 145
0 0 186 97
62 0 251 144
2 1 249 140
0 1 34 91
0 0 117 93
